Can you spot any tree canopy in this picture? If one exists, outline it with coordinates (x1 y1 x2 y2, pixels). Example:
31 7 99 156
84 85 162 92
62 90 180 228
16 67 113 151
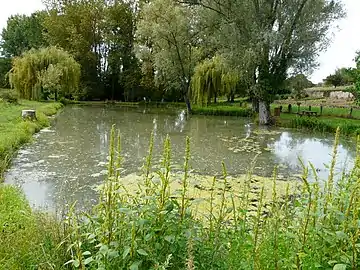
324 68 357 88
9 46 80 101
286 74 314 99
0 0 346 123
178 0 343 122
136 0 202 111
191 55 240 105
1 12 48 58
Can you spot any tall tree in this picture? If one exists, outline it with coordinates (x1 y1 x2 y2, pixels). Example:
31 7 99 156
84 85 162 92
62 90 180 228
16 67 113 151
103 1 142 101
287 74 314 99
183 0 344 124
44 0 142 101
324 69 345 88
137 0 202 112
44 0 104 99
0 12 48 58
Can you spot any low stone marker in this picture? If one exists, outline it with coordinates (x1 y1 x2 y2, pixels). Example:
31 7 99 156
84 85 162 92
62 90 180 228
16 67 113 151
21 110 37 121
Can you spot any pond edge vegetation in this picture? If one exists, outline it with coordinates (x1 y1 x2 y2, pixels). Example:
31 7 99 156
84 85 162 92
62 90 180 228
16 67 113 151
0 101 63 179
1 125 360 269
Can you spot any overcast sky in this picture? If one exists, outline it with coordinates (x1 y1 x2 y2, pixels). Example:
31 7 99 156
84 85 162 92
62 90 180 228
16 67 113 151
0 0 359 83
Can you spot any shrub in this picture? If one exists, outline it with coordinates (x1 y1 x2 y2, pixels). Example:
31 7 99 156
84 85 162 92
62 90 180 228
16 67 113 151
0 89 18 104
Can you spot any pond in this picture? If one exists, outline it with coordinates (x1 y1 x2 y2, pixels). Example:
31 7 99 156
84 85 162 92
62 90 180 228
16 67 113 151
5 105 356 211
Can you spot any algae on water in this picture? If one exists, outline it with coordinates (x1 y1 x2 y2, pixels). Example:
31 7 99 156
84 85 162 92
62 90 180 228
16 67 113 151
102 172 301 220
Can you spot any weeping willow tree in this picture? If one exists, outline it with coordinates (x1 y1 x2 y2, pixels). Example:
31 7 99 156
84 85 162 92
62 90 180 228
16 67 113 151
191 55 239 106
9 46 80 100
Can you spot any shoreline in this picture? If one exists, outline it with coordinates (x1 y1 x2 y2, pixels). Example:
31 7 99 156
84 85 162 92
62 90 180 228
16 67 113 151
64 101 360 136
0 100 63 180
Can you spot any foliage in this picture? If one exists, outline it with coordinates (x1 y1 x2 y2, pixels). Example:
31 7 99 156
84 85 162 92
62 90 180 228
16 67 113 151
191 55 240 105
0 58 11 88
353 55 360 103
324 68 348 88
192 105 253 117
0 11 48 58
286 74 314 99
0 100 62 177
279 113 360 136
136 0 202 112
0 185 67 270
43 0 142 101
0 89 18 104
185 0 344 124
57 126 360 269
9 46 80 101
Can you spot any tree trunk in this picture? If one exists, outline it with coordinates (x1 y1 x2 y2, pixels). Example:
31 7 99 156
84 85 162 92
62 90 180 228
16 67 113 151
184 94 192 114
55 90 58 101
207 95 211 105
252 98 259 113
258 100 271 125
230 94 235 103
214 92 217 103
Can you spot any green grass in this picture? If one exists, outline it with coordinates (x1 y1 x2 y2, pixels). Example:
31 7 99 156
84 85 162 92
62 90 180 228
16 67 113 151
273 103 360 119
0 100 62 178
0 185 67 270
278 113 360 135
192 104 253 117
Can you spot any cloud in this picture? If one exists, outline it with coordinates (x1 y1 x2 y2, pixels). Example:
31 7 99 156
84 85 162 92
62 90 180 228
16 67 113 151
311 0 360 83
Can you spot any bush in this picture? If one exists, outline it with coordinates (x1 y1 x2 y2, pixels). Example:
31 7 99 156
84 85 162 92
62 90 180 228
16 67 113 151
0 89 18 104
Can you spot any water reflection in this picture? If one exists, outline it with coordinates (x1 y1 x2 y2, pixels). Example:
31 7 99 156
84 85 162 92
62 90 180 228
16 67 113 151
271 132 354 179
4 106 356 210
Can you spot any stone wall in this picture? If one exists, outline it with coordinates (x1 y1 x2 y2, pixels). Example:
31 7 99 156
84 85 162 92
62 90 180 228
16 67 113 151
305 89 354 100
329 91 354 100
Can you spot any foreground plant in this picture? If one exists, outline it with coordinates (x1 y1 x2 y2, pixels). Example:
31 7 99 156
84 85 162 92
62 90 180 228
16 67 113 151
61 126 360 269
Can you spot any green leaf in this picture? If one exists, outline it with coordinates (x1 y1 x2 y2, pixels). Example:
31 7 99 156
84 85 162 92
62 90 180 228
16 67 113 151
73 259 80 268
83 257 93 265
333 264 347 270
82 251 91 256
137 249 149 256
108 250 119 259
335 231 347 240
99 244 109 255
130 260 142 270
122 246 131 259
144 233 152 241
164 235 175 243
64 259 74 266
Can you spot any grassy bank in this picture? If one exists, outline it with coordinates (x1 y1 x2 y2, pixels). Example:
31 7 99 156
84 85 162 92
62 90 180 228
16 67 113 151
1 126 360 269
192 105 253 117
277 113 360 136
0 100 62 178
273 103 360 119
0 185 66 269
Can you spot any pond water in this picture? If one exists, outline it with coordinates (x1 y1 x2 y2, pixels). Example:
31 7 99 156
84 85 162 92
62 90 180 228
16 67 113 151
5 105 356 211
